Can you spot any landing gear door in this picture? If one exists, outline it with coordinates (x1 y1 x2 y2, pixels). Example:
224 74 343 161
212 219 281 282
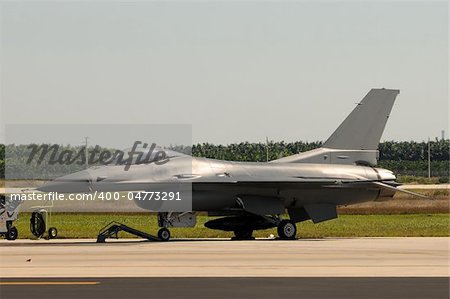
158 212 197 228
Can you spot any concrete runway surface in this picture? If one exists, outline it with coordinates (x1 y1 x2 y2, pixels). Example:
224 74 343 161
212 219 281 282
0 237 448 277
1 238 448 299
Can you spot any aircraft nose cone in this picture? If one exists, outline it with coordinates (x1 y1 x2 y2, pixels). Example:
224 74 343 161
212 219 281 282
38 170 93 193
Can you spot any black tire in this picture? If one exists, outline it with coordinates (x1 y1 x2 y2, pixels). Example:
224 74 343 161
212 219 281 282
6 226 18 241
48 227 58 239
157 228 171 241
233 229 254 240
30 212 46 239
277 220 297 240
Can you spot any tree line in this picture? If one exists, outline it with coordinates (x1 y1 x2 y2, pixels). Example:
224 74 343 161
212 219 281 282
192 140 449 162
0 140 448 179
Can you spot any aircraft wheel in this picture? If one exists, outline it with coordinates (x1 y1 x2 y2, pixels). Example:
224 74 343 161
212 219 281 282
158 228 171 241
277 220 297 240
6 226 18 241
48 227 58 239
233 228 254 240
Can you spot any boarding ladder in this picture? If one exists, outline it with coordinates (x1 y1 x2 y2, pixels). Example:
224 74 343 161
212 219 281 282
97 221 160 243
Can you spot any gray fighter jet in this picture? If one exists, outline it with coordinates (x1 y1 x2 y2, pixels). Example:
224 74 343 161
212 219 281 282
39 88 422 241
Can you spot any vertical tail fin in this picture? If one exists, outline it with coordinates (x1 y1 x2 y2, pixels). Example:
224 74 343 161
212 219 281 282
272 88 399 165
323 88 399 150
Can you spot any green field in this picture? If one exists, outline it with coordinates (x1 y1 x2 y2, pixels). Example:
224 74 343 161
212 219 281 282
11 213 450 239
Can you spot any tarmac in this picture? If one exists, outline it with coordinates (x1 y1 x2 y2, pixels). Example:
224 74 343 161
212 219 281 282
1 237 448 298
0 237 448 278
1 277 448 299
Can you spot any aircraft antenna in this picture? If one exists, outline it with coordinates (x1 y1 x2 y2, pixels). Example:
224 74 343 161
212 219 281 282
85 136 89 169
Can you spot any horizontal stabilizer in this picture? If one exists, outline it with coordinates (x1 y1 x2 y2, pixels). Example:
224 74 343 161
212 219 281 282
372 182 432 200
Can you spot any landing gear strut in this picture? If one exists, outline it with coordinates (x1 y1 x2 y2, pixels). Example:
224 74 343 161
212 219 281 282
156 212 197 242
277 220 297 240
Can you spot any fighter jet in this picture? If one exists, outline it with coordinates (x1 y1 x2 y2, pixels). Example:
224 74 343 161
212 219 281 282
39 88 423 241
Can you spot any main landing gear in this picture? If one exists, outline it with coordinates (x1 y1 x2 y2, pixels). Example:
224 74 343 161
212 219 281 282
232 228 254 240
277 219 297 240
222 216 297 240
230 219 297 240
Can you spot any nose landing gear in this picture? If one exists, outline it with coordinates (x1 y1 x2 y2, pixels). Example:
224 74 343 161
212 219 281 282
157 227 171 241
